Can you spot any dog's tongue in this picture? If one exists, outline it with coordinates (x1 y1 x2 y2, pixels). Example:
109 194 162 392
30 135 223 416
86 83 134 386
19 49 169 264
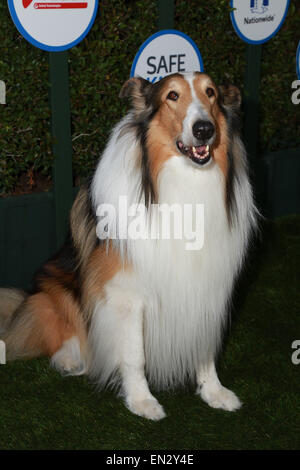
177 141 210 161
195 145 207 156
190 145 209 160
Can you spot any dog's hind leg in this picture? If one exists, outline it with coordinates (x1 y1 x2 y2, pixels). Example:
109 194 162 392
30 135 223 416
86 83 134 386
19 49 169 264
89 272 166 421
196 360 242 411
50 336 86 376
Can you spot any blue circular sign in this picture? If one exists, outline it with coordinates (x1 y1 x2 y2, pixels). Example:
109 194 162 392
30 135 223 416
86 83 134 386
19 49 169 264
131 30 204 82
230 0 290 45
8 0 99 52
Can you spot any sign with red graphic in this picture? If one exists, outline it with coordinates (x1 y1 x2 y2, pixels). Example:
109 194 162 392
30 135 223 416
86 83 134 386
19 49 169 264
8 0 98 51
23 0 33 7
22 1 88 7
33 2 88 8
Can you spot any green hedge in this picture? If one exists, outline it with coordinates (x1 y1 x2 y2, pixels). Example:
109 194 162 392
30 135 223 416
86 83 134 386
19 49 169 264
0 0 299 195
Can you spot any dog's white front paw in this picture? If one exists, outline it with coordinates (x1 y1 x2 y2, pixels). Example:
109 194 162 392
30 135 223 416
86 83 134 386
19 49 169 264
198 384 242 411
126 398 166 421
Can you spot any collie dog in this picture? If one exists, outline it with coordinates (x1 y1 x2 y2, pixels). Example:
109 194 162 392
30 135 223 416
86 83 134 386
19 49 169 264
0 72 257 420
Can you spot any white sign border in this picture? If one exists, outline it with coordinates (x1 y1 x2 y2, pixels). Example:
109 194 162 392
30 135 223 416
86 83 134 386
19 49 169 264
230 0 290 45
130 29 204 78
7 0 99 52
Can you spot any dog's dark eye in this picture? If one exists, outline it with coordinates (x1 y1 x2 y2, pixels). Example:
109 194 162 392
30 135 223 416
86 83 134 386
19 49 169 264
206 87 215 98
167 91 179 101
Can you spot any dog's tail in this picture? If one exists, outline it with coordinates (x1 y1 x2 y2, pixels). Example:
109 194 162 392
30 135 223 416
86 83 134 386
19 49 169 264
0 288 26 334
0 288 41 360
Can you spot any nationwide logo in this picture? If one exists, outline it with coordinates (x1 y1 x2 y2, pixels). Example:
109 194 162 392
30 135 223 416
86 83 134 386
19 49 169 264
231 0 289 45
22 0 88 8
245 0 274 25
244 14 274 25
250 0 269 14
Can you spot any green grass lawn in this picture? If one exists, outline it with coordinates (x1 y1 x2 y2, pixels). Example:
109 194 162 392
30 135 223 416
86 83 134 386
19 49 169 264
0 216 299 450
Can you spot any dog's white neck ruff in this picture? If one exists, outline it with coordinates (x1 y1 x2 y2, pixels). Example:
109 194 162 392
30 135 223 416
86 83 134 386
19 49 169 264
91 93 257 389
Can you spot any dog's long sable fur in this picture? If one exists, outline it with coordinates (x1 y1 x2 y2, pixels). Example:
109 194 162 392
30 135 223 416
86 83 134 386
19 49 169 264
0 72 257 420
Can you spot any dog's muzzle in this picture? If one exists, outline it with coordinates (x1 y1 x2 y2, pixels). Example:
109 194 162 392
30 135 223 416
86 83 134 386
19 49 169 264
176 120 215 166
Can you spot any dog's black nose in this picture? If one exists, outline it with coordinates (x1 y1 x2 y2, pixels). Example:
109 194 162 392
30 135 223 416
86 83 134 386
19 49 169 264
192 120 215 141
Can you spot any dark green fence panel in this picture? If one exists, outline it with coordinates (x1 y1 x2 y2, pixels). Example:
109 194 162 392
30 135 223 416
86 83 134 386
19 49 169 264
0 192 56 290
258 149 300 218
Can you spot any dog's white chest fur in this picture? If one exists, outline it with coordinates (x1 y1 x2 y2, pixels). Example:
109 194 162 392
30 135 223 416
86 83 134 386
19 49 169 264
89 142 254 392
123 156 246 387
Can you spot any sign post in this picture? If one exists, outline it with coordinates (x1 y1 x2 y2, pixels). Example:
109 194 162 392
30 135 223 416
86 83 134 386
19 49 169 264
158 0 174 30
49 52 74 249
243 44 262 161
7 0 99 250
230 0 290 161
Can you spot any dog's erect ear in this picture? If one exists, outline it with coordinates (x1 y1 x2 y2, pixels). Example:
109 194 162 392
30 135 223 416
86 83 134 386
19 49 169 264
119 77 153 113
218 84 241 109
